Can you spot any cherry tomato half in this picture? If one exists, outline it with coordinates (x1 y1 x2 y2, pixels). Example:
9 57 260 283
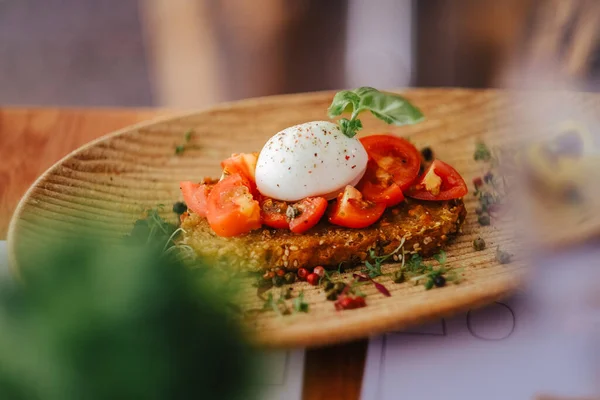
260 197 289 229
288 197 328 234
221 152 259 194
328 186 386 229
221 152 258 181
206 174 262 237
360 135 421 190
405 160 468 201
356 159 405 207
180 181 211 217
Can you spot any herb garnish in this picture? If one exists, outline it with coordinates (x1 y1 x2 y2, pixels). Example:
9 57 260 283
128 208 177 245
395 250 462 290
127 207 200 266
175 129 194 155
363 238 405 278
292 291 309 313
474 141 493 162
328 87 424 138
258 289 309 316
262 292 289 316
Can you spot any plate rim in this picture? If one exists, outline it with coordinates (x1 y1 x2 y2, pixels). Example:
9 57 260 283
7 88 528 348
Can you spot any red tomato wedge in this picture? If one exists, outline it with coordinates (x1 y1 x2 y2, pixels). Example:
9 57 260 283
405 160 468 201
288 197 328 234
356 159 405 207
328 186 386 229
206 174 261 237
221 152 259 194
221 153 258 181
180 181 211 217
360 135 421 190
260 197 289 229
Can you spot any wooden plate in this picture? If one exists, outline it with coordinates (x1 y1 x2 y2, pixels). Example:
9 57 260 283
7 89 549 348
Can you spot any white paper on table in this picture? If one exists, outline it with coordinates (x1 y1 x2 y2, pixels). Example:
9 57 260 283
252 348 305 400
0 241 305 400
361 246 600 400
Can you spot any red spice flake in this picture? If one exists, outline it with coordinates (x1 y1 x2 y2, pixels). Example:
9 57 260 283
345 155 350 161
352 165 357 169
314 153 318 157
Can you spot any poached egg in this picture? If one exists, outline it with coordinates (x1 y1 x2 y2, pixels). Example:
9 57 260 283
255 121 368 202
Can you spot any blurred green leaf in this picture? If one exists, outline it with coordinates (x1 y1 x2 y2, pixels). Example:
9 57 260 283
0 236 255 400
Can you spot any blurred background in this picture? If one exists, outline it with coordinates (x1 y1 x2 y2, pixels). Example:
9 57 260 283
1 0 598 108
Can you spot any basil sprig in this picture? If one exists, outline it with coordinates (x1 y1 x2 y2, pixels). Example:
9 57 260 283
327 87 424 138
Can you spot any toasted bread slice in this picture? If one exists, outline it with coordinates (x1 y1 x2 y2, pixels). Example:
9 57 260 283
180 198 466 272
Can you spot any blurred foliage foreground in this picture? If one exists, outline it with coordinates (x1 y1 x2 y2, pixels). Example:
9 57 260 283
0 213 257 400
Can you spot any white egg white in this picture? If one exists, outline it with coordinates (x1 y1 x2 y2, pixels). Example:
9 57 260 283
255 121 368 202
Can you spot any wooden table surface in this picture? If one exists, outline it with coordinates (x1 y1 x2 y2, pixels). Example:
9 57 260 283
0 107 366 400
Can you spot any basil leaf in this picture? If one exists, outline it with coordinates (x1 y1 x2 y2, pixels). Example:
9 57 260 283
327 90 361 118
353 87 424 126
328 87 424 138
433 249 447 265
339 118 363 138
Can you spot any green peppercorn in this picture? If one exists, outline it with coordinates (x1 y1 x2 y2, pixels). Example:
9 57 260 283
473 237 486 251
284 272 296 284
326 290 338 301
272 275 285 287
496 248 511 264
424 279 434 290
323 280 334 291
333 282 346 294
478 214 491 226
393 270 405 283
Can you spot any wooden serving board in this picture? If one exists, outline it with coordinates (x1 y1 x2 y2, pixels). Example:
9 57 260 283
8 89 599 348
